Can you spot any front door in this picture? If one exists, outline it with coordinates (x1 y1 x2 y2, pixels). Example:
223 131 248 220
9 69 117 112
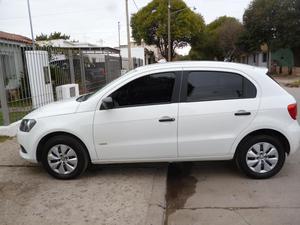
94 72 180 161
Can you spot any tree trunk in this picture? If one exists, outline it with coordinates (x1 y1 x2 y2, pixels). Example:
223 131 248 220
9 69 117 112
292 47 300 67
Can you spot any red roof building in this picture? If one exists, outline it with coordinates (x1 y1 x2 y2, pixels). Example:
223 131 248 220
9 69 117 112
0 31 32 45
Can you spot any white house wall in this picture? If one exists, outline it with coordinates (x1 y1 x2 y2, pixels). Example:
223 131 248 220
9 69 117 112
243 52 267 68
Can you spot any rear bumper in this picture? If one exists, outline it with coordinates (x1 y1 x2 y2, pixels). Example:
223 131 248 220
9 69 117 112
286 122 300 154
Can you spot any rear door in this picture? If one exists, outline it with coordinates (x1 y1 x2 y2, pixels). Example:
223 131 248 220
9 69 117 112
178 69 260 158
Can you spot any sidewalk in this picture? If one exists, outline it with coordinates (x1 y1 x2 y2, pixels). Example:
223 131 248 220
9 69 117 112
0 138 167 225
166 85 300 225
167 157 300 225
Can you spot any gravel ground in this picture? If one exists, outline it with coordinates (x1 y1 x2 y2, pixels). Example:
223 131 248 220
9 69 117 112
0 139 167 225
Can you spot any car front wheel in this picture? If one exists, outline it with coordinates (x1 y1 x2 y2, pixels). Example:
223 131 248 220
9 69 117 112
41 135 89 179
236 135 286 179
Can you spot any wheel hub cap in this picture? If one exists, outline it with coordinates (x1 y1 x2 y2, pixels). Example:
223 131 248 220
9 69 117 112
246 142 279 174
47 144 78 175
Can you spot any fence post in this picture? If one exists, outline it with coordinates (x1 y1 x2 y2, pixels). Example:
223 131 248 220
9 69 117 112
104 55 109 83
68 49 75 84
0 62 10 126
79 50 86 93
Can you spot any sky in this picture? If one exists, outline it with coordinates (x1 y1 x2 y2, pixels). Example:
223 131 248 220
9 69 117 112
0 0 252 47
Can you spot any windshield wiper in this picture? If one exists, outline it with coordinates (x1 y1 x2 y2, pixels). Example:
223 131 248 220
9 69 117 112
76 93 93 102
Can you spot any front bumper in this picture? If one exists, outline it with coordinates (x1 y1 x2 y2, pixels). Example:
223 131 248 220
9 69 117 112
17 130 38 163
19 147 38 163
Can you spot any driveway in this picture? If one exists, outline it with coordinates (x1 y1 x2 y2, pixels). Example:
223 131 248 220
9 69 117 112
167 86 300 225
0 139 167 225
1 85 299 225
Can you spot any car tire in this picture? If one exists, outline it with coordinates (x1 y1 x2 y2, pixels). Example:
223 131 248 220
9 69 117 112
41 135 89 179
235 135 286 179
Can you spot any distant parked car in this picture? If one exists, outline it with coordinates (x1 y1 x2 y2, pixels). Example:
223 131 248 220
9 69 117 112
17 61 300 179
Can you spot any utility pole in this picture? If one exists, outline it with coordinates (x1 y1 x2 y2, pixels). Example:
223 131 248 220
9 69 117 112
118 21 121 49
26 0 35 49
168 0 171 62
125 0 132 70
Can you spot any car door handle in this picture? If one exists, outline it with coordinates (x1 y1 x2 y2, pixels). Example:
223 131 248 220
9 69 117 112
159 116 175 122
234 110 251 116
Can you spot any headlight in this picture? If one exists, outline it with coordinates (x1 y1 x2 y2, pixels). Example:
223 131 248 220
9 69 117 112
20 119 36 132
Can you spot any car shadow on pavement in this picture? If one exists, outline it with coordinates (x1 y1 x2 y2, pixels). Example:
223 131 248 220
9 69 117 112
164 160 244 224
84 162 168 178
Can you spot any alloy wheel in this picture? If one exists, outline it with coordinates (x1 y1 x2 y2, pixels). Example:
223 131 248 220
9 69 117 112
246 142 279 174
47 144 78 175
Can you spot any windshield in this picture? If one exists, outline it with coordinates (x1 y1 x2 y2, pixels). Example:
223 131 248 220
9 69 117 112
76 69 137 102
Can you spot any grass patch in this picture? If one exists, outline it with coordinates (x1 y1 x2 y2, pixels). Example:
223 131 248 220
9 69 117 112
0 136 13 143
286 80 300 88
8 99 32 108
0 111 29 126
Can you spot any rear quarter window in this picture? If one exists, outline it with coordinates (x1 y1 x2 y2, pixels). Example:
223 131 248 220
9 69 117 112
184 71 257 102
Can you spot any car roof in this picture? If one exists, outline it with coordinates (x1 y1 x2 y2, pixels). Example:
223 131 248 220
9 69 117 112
133 61 268 76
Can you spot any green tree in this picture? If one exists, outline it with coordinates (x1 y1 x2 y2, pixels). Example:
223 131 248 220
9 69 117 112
216 18 244 60
36 32 70 41
35 33 48 41
131 0 205 61
189 16 243 61
243 0 300 66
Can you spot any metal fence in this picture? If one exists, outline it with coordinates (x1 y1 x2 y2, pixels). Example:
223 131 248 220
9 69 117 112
0 43 122 126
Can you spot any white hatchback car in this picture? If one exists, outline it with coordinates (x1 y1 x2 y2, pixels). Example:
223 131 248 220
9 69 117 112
17 61 300 179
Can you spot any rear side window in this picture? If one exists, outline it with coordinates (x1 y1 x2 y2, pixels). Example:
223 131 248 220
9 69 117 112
185 71 256 102
110 72 176 107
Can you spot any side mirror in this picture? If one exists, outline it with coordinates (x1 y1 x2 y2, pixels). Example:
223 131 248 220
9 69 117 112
101 97 114 110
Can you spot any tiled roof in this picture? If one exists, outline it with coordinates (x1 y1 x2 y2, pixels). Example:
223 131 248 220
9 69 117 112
0 31 32 45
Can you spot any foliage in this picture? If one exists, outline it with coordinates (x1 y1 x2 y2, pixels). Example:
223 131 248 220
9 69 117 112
216 18 244 60
242 0 300 65
0 136 12 143
131 0 205 61
286 79 300 88
188 16 243 61
36 32 70 41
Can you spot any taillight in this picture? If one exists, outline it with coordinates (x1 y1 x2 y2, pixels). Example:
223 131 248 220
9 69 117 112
288 103 297 120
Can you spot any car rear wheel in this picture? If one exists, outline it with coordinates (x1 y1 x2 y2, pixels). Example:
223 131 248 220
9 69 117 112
41 135 89 179
235 135 286 179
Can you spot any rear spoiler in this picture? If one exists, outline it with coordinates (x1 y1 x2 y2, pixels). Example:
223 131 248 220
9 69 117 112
255 67 269 75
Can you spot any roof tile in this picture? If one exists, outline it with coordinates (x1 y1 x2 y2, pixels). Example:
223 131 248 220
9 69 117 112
0 31 32 45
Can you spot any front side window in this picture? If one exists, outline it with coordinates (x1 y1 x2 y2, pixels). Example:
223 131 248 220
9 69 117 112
110 72 176 107
185 71 257 102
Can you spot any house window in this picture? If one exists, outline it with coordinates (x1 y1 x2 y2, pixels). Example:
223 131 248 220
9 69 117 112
0 54 17 84
263 53 267 63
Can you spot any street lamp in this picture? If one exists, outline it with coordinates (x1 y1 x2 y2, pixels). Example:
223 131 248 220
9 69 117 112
26 0 35 49
125 0 132 70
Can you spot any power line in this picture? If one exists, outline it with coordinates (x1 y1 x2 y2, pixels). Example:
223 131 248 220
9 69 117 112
132 0 139 10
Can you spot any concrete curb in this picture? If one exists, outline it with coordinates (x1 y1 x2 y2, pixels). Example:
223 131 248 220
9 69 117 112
0 120 20 137
145 165 168 225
